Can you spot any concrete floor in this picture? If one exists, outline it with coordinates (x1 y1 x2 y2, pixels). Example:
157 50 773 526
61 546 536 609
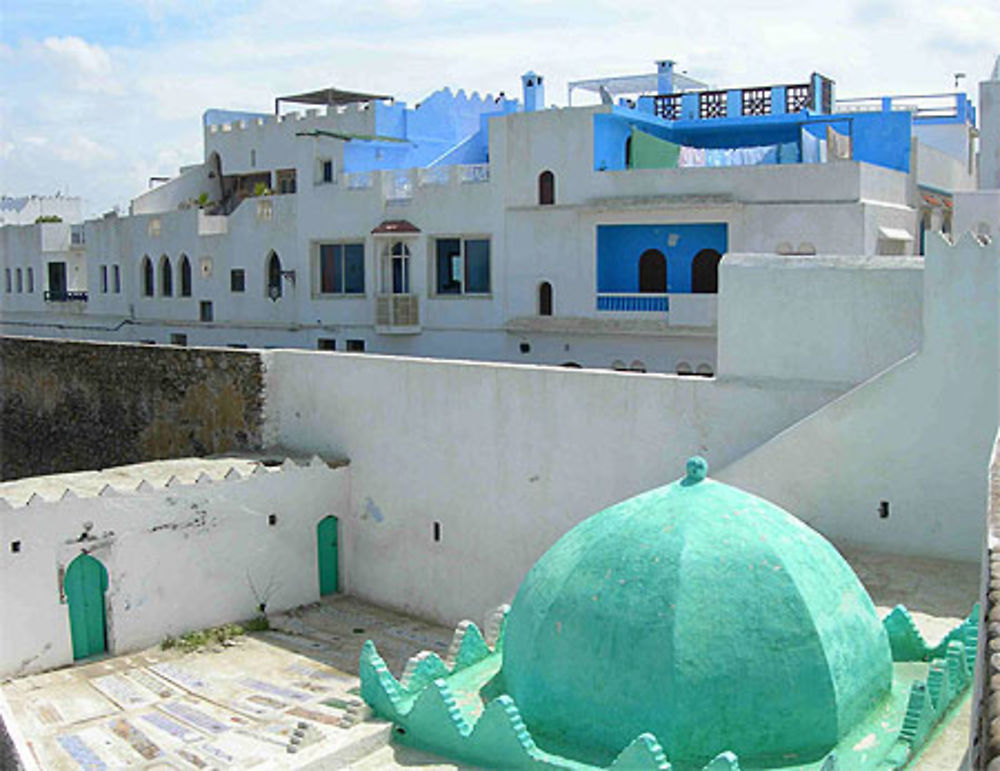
0 550 980 771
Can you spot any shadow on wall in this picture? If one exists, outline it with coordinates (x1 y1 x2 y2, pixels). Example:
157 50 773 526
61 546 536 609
0 337 265 480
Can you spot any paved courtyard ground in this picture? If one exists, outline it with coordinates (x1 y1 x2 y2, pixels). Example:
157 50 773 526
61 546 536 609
0 550 981 770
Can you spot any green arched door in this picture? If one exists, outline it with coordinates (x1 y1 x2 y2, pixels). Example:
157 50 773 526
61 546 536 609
64 553 109 660
317 516 339 596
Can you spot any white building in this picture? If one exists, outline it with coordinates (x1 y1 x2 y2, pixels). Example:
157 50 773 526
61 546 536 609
0 194 82 228
0 60 995 374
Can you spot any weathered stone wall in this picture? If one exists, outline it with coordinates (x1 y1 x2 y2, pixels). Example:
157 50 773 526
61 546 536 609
0 336 264 480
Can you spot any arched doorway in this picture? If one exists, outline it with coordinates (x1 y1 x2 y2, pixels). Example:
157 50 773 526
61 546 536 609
317 516 339 596
64 553 109 660
267 252 283 299
691 248 722 294
638 249 667 293
538 281 553 316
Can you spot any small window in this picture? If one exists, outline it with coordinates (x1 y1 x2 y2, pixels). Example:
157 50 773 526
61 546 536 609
141 256 154 297
250 149 256 168
538 170 555 205
434 238 490 295
4 269 9 293
346 339 365 352
170 333 188 346
317 338 337 351
322 160 334 183
268 514 278 526
148 218 161 237
10 540 21 554
26 267 34 293
538 281 553 316
318 243 365 294
433 521 442 542
15 268 22 293
159 256 173 297
113 265 121 293
230 269 246 292
267 251 283 299
179 255 192 297
200 301 213 322
276 169 296 195
695 363 714 378
879 501 890 519
100 265 109 293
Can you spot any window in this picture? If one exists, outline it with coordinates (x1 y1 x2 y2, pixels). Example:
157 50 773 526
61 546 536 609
250 149 256 168
267 252 283 299
434 238 490 295
318 159 334 184
276 169 296 195
231 269 246 292
4 269 9 293
112 265 121 293
179 255 192 297
15 268 22 293
638 249 667 293
48 262 67 296
100 265 108 293
538 170 555 205
538 281 553 316
381 242 411 294
200 301 213 322
317 338 336 351
26 267 34 293
346 339 365 352
148 218 161 237
141 256 154 296
170 333 188 346
319 243 365 294
159 256 172 296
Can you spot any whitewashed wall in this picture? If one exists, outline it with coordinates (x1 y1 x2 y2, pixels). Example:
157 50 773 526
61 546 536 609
717 235 999 561
0 463 348 678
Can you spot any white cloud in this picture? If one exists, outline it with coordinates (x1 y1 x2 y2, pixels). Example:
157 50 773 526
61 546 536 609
38 36 121 94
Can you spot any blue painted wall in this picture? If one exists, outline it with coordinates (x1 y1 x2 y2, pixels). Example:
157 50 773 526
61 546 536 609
594 106 912 173
596 223 728 293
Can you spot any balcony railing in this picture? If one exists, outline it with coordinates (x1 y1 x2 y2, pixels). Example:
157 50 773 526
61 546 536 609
44 290 88 302
458 164 490 184
597 293 669 312
651 75 832 121
835 92 968 121
375 293 420 332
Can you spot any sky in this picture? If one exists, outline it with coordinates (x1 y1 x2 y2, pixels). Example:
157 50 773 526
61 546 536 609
1 0 997 217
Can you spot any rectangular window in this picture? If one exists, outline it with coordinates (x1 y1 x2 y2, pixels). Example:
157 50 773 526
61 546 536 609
170 333 188 346
317 338 336 351
27 267 34 293
113 265 121 293
4 269 10 293
346 339 365 352
318 243 364 294
435 238 490 295
100 265 108 293
230 269 245 292
200 301 213 322
322 160 334 183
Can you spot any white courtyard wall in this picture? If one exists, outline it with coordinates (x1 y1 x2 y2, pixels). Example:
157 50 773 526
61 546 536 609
717 234 999 562
717 254 924 386
0 464 348 678
954 191 1000 239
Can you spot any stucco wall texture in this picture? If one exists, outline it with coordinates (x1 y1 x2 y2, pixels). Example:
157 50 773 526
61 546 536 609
0 336 264 480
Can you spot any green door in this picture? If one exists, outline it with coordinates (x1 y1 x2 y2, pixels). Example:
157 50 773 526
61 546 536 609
317 516 339 596
64 554 109 660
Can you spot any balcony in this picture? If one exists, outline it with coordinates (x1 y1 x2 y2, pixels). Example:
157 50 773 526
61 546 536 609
44 290 88 302
597 293 668 312
596 293 717 327
375 293 420 334
650 74 834 122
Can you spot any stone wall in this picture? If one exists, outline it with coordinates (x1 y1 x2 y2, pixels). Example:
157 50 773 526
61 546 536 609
0 336 264 480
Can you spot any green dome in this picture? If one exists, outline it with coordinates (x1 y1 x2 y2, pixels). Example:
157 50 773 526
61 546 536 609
501 459 893 768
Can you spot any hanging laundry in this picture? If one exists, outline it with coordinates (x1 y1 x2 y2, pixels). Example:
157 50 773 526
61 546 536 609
629 127 681 169
679 146 706 168
826 125 852 160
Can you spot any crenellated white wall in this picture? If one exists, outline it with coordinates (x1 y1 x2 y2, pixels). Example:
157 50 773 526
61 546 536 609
0 460 349 678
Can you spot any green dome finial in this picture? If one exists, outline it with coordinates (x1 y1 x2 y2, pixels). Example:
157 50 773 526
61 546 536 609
683 455 708 485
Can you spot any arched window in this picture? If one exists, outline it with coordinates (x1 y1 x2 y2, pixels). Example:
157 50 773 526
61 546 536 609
267 251 283 299
141 256 154 297
538 170 555 205
638 249 667 293
179 255 192 297
159 255 172 296
691 248 722 294
696 363 715 378
538 281 553 316
15 268 22 293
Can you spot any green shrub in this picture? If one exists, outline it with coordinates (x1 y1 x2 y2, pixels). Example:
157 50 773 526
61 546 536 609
35 215 63 223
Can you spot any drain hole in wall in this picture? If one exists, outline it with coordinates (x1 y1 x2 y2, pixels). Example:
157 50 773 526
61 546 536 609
879 501 890 519
396 727 407 735
353 627 365 634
